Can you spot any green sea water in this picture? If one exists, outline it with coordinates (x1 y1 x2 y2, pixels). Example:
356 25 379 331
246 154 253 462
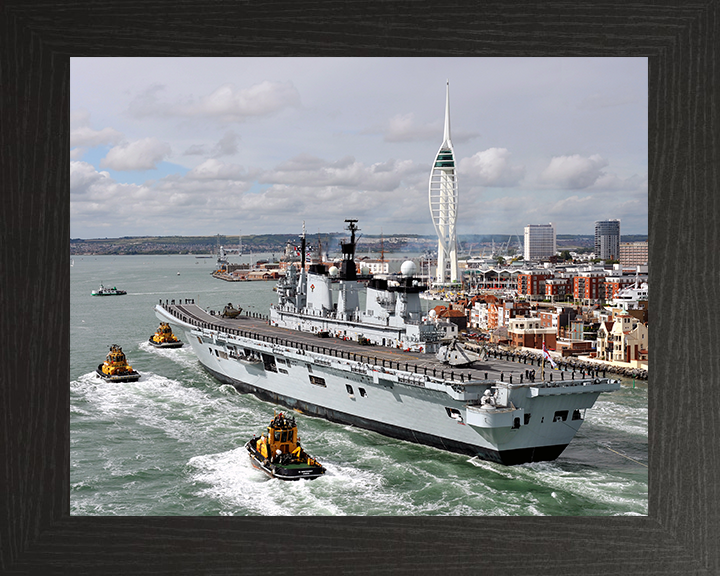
70 255 648 516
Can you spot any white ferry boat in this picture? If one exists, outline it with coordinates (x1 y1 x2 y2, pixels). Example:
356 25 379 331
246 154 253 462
155 220 620 465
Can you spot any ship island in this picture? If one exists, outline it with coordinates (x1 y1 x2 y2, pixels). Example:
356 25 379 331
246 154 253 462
155 219 620 466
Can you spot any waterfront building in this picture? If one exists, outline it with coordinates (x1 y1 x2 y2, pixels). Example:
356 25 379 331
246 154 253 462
516 269 554 297
507 318 557 350
596 315 648 366
469 267 517 291
619 241 648 266
428 81 459 284
573 270 605 302
594 219 621 260
523 224 556 262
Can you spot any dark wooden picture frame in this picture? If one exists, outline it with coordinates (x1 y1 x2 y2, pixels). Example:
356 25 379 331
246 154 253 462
2 2 717 574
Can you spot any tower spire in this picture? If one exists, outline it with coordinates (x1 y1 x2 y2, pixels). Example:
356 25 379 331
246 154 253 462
443 80 452 146
428 81 459 285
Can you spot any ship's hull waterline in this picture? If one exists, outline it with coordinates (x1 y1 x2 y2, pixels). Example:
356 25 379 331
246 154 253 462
202 363 568 465
156 303 619 465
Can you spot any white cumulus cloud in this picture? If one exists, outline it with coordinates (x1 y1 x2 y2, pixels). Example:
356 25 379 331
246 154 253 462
459 148 525 187
129 81 300 122
71 126 124 148
70 109 124 148
70 161 112 195
539 154 608 189
186 159 247 181
100 138 172 171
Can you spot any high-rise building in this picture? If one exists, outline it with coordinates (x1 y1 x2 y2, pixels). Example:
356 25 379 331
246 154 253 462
595 219 620 260
523 223 556 261
428 81 459 284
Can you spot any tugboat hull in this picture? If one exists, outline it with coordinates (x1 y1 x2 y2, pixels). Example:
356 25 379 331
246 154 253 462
245 442 325 480
148 338 184 348
96 365 141 382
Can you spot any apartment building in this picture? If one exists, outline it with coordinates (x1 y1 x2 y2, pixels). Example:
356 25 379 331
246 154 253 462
594 219 621 260
516 270 554 297
573 271 605 301
544 277 573 300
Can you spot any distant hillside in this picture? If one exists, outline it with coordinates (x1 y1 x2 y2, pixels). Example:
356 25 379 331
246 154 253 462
70 233 647 256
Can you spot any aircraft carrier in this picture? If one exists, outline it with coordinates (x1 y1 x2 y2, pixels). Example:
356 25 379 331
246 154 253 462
154 220 620 465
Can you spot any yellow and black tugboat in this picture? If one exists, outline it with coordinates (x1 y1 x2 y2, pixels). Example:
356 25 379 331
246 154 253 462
246 413 326 480
148 322 184 348
96 344 141 382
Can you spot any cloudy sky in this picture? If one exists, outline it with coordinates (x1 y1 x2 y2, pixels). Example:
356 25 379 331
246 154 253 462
70 57 647 239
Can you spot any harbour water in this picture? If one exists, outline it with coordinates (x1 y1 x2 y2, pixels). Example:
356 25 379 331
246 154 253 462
71 255 648 516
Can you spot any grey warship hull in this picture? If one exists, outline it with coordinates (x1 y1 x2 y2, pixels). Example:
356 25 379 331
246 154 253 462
155 302 620 465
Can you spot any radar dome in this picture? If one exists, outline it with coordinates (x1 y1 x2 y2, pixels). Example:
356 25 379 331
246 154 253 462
328 266 339 277
428 309 437 318
400 260 417 277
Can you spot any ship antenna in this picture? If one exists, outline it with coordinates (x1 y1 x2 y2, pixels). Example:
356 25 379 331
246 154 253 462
380 228 385 263
301 221 306 271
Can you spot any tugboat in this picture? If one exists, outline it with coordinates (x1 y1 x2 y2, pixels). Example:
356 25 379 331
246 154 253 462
96 344 140 382
246 413 326 480
91 283 127 296
148 322 184 348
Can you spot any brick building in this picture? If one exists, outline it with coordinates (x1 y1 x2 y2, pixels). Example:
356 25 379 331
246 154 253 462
573 271 605 302
544 277 572 300
517 270 554 297
507 318 557 350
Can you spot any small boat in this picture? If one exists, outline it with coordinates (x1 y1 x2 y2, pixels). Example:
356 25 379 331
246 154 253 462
91 283 127 296
246 413 326 480
96 344 140 382
148 322 183 348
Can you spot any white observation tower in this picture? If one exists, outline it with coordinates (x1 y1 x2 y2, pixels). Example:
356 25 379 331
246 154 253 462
428 81 459 284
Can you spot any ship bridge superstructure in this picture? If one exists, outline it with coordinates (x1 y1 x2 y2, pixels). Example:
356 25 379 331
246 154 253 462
429 81 459 285
270 219 442 353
